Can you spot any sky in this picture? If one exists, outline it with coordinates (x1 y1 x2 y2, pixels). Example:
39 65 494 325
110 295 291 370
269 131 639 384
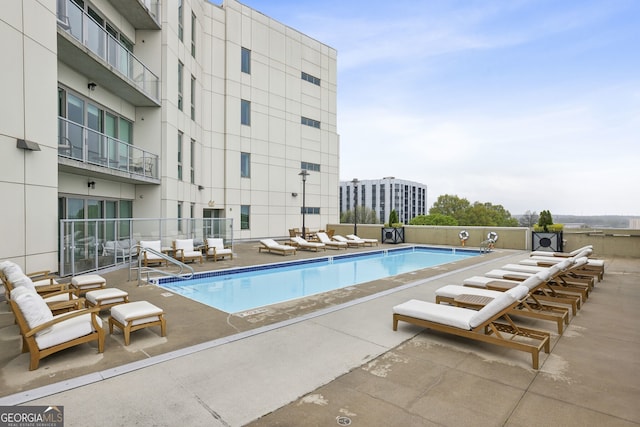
239 0 640 216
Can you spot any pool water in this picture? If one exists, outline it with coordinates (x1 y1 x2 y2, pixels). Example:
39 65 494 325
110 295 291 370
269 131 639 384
157 247 478 313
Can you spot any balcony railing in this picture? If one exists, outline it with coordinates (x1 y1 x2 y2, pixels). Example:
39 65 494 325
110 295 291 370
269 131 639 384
57 0 159 102
59 117 159 179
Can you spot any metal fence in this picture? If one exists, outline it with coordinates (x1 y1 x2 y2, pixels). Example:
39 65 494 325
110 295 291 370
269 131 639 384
59 217 234 276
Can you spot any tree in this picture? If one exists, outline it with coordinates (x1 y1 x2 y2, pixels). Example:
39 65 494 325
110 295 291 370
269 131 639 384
387 209 399 226
340 206 379 224
429 194 471 218
538 210 554 232
409 214 458 226
519 210 539 227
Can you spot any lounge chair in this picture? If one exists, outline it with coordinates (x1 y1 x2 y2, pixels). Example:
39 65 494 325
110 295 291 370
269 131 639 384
205 238 233 261
9 287 104 370
435 272 570 334
530 245 593 258
346 234 378 246
524 248 604 281
259 239 297 256
290 236 326 252
499 259 593 299
316 232 347 250
139 240 167 267
173 239 203 264
393 285 550 369
333 235 365 247
1 262 65 297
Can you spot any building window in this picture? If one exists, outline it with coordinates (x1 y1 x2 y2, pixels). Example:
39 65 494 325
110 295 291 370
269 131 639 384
241 47 251 74
177 131 183 180
241 152 250 177
301 207 320 214
301 161 320 172
190 75 196 120
178 61 183 111
190 139 196 183
241 99 251 125
177 202 183 232
178 0 183 41
240 205 250 229
301 71 320 86
301 116 320 129
191 12 196 57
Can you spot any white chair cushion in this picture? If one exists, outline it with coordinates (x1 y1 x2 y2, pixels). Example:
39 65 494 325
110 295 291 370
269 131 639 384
71 274 106 287
181 250 202 257
206 238 224 249
519 273 545 291
86 288 128 305
35 313 102 350
12 289 54 334
140 240 162 252
462 276 519 289
175 239 194 251
393 299 475 330
485 269 532 280
12 275 37 292
468 287 522 329
260 239 277 247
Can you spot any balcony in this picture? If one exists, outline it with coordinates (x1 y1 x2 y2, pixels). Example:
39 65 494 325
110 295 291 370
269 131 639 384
57 0 160 106
105 0 161 30
58 117 160 184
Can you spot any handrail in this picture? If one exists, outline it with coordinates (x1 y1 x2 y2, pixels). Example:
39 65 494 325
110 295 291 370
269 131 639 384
129 245 194 286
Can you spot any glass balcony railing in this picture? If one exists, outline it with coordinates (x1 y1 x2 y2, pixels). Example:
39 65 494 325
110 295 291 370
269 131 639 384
57 0 159 102
59 218 234 276
58 117 159 179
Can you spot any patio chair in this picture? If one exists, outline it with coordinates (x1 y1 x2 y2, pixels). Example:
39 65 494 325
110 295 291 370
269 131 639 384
393 285 550 369
435 271 570 334
9 287 104 370
1 261 65 297
5 272 83 314
259 239 297 256
346 234 379 246
205 238 233 261
173 239 203 264
333 235 365 247
530 245 593 258
316 232 347 250
139 240 167 267
290 236 326 252
523 249 604 281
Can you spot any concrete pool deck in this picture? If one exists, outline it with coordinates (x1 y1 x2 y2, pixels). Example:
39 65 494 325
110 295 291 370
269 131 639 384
1 242 639 426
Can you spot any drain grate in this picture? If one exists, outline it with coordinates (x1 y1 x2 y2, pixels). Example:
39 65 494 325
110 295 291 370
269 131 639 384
336 416 352 425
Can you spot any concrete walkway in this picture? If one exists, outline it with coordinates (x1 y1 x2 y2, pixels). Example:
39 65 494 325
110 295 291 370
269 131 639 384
1 246 639 426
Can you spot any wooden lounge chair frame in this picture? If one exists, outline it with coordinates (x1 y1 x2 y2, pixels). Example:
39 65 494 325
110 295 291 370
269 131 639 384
173 239 203 264
9 299 104 370
316 232 347 250
332 235 365 248
393 297 550 369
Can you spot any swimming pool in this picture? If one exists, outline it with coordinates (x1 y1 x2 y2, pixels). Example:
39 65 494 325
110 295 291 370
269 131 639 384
156 246 479 313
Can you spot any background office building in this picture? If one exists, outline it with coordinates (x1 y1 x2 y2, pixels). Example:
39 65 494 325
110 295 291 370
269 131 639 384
340 177 427 225
1 0 339 273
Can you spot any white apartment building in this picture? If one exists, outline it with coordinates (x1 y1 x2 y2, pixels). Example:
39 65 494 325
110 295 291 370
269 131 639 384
339 177 427 225
1 0 339 273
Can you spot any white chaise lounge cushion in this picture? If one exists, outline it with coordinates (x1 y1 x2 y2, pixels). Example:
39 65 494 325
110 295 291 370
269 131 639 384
11 274 37 292
260 239 294 250
436 285 500 300
393 299 476 330
462 276 520 288
35 313 102 350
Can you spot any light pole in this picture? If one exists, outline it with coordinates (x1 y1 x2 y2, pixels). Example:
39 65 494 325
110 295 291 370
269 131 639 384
299 170 309 239
352 178 359 235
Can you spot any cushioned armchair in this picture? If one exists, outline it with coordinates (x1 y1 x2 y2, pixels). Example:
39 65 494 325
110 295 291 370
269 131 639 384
173 238 203 264
205 238 233 261
9 287 104 370
139 240 167 267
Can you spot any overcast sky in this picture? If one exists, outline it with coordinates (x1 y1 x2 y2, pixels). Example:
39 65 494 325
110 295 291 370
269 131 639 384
239 0 640 216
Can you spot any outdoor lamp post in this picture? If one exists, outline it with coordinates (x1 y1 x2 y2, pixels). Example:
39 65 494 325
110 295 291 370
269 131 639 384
352 178 359 235
299 170 309 239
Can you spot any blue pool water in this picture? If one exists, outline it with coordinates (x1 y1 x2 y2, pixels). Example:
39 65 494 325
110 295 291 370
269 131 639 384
157 247 478 313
